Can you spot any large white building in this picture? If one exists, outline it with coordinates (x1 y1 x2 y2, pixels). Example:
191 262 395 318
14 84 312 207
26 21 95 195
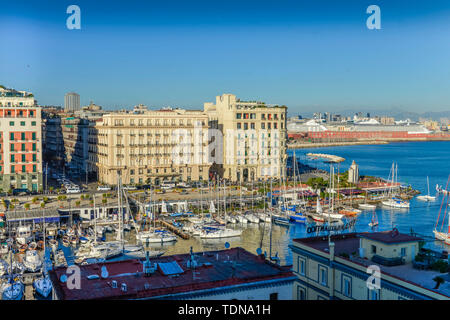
204 94 287 182
64 92 80 113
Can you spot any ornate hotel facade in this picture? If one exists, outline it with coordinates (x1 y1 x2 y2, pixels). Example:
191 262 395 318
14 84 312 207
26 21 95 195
94 106 211 186
204 94 287 182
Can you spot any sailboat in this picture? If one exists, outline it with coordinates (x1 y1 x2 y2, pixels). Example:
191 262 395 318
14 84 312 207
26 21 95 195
200 180 243 239
288 153 307 224
417 176 436 201
272 167 291 226
433 176 450 244
368 210 379 228
381 162 410 208
1 247 24 300
33 211 53 299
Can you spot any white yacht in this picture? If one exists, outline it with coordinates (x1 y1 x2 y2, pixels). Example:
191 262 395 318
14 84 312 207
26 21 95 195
16 226 32 245
417 176 436 201
358 203 377 210
199 228 242 239
136 230 177 244
1 279 24 300
23 250 43 273
381 198 410 208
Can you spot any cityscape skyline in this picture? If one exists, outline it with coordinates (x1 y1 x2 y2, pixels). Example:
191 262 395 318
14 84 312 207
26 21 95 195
2 0 450 113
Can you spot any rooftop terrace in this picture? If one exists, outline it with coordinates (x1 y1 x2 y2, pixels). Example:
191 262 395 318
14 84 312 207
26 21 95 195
293 232 450 298
49 247 294 300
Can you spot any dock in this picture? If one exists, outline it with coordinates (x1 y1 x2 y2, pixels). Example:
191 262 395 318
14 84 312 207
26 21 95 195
155 219 190 239
306 153 345 163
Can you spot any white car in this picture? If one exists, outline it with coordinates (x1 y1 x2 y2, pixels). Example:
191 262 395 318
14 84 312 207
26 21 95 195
66 187 80 194
123 186 137 190
97 186 111 191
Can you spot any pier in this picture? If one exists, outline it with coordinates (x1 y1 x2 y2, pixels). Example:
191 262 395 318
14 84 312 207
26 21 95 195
306 153 345 163
155 219 190 239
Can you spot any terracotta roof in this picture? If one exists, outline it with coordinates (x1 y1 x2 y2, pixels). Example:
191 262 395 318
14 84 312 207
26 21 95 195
49 247 293 300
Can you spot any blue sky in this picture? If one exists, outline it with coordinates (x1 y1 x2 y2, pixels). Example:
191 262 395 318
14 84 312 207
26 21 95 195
1 0 450 115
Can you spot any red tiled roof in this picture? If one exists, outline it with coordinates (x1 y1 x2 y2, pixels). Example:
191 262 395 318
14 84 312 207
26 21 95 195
49 247 293 300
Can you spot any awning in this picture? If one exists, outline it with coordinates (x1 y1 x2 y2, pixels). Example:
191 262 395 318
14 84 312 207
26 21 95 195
5 209 61 223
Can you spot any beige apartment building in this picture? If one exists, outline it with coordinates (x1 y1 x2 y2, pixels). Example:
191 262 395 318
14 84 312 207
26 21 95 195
94 106 210 186
204 94 287 182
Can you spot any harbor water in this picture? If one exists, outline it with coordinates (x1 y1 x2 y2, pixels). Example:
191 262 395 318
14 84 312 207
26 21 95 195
59 141 450 266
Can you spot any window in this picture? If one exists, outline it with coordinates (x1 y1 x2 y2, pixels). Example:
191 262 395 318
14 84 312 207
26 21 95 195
10 154 15 163
371 245 377 254
31 121 36 126
236 113 242 119
21 144 25 151
32 132 36 140
11 166 15 173
250 123 255 129
20 121 25 126
369 289 379 300
342 275 352 297
22 165 26 172
22 154 25 162
21 132 25 140
10 144 14 152
269 293 278 300
32 143 36 151
9 121 14 126
297 287 306 300
10 133 14 140
32 154 36 162
298 257 306 276
319 266 328 286
130 169 135 175
237 123 241 129
401 247 406 257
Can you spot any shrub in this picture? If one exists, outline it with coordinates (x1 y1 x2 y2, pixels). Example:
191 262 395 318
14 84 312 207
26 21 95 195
32 197 39 204
24 203 30 210
431 260 449 273
40 202 45 208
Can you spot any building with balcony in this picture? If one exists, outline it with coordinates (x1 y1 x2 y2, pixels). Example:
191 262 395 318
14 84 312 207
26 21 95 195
0 86 43 192
290 230 450 300
204 94 287 182
94 107 210 186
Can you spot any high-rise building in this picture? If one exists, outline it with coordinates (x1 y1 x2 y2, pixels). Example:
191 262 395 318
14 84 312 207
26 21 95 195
204 94 287 182
64 92 80 113
0 85 43 192
94 107 210 186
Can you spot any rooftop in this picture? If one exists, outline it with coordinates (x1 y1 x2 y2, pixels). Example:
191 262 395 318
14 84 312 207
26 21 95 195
293 232 450 298
49 247 294 300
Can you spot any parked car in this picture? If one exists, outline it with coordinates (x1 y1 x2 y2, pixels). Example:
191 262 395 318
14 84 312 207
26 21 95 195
123 185 137 190
66 187 81 194
12 188 30 196
97 185 111 191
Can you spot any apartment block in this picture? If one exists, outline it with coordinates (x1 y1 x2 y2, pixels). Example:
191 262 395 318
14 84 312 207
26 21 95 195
290 231 450 300
0 86 43 192
94 106 210 186
204 94 287 182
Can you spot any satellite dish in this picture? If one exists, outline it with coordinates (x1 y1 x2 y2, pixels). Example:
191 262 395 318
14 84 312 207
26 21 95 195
60 274 67 283
224 242 230 249
256 248 262 255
